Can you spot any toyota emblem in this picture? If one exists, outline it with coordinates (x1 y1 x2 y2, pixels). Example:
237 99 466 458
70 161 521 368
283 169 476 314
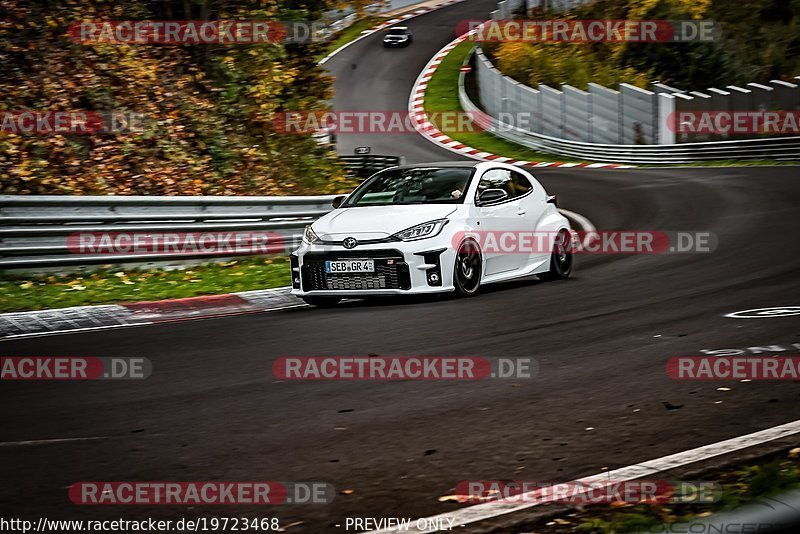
343 237 358 249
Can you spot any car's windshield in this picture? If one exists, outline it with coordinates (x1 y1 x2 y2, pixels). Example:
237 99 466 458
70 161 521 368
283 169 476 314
343 167 474 206
387 28 407 35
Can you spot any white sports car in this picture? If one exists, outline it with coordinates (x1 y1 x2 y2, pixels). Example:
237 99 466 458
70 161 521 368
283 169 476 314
290 161 572 306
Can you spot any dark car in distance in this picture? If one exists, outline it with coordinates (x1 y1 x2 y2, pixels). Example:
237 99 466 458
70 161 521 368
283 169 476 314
383 26 412 47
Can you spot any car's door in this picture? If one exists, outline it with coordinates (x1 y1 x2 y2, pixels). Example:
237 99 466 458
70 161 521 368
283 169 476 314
474 168 531 275
510 169 551 266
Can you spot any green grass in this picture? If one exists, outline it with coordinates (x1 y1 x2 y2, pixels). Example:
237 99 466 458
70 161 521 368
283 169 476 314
318 17 387 61
423 43 800 168
0 256 291 313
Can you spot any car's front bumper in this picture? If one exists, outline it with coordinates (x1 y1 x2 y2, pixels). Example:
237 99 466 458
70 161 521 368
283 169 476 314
290 239 456 297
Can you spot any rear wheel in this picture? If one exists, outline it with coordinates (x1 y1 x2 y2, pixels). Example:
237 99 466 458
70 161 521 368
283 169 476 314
453 240 482 297
540 229 573 281
301 296 341 307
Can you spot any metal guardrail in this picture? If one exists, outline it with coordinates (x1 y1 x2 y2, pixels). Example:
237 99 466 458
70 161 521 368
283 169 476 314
0 168 592 272
0 195 585 271
460 49 800 163
0 156 406 270
0 195 339 269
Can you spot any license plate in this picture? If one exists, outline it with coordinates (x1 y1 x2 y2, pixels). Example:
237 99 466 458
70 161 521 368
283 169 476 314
325 259 375 274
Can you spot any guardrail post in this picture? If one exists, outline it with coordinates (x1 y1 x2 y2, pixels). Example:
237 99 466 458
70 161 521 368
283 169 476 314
657 93 676 145
746 82 773 112
562 84 591 142
652 82 684 95
689 91 713 142
672 92 696 143
707 87 732 140
587 83 620 144
726 85 752 112
540 85 563 138
620 83 656 144
770 80 799 110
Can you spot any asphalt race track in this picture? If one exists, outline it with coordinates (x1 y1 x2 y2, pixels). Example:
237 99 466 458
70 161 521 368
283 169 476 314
2 1 800 532
325 0 499 161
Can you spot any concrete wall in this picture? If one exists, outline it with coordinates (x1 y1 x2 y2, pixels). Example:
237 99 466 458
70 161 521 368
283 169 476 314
473 49 800 144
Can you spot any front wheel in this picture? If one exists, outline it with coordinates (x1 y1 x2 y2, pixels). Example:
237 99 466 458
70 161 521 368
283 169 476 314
540 229 573 281
301 296 341 307
453 240 482 297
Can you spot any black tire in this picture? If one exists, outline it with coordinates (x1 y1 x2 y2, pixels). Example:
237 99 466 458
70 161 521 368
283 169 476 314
301 296 341 307
540 229 573 281
453 240 482 297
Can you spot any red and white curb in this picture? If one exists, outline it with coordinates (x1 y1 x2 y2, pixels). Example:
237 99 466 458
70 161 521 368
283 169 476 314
408 31 635 169
319 0 467 65
0 287 303 339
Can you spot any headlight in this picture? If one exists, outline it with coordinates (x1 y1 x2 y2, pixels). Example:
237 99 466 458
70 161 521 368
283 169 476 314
302 225 320 244
392 219 448 241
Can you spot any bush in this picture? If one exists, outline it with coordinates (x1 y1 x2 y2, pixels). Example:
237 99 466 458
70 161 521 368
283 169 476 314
485 0 800 91
0 0 356 195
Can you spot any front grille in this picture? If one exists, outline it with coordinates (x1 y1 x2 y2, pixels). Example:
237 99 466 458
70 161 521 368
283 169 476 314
301 250 411 291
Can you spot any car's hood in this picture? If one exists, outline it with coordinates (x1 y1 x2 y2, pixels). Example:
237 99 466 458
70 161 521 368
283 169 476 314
312 204 457 240
384 35 407 40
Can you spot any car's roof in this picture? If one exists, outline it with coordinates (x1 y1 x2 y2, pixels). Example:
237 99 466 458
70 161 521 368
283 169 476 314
387 161 480 170
389 26 408 30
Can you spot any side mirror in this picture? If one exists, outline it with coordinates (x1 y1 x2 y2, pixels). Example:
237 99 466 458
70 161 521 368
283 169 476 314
546 195 557 206
331 195 346 209
477 188 508 205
